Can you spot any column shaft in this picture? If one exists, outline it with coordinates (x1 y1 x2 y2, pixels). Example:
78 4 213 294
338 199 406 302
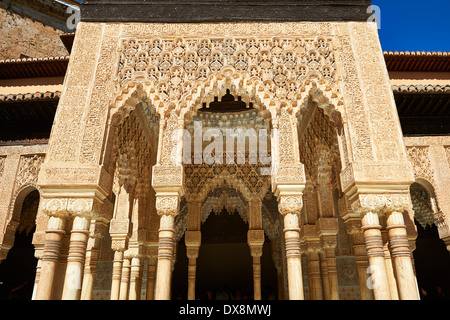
129 257 142 300
361 212 391 300
32 259 42 300
146 257 157 300
62 215 91 300
35 216 66 300
387 211 420 300
155 214 176 300
384 242 399 300
80 246 98 300
307 252 323 300
283 213 304 300
187 260 197 300
110 250 123 300
353 244 374 300
319 252 331 300
119 258 131 300
253 256 262 300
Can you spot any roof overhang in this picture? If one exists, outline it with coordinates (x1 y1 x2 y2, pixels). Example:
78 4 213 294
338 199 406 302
80 0 373 23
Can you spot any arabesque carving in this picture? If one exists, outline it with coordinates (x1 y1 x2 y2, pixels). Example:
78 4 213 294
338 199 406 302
117 36 337 108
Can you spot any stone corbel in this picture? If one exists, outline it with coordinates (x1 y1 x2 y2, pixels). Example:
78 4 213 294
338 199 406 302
185 230 201 248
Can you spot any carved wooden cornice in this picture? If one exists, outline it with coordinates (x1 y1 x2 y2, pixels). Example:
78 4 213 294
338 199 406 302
81 0 373 23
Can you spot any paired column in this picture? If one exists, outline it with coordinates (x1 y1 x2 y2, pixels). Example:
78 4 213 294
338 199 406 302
386 211 420 300
319 252 331 300
119 257 131 300
80 220 107 300
348 228 374 300
35 215 66 300
129 256 142 300
382 239 399 300
61 215 92 300
145 247 158 300
361 211 391 300
317 218 339 300
305 244 323 300
111 250 124 300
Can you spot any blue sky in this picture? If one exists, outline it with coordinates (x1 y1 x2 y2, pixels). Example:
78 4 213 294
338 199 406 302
372 0 450 52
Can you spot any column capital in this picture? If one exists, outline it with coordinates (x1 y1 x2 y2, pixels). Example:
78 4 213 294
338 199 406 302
40 196 113 221
155 194 181 216
277 194 303 216
186 247 200 260
349 192 411 217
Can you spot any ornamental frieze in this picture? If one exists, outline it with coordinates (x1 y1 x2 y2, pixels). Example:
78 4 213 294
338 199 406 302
16 154 45 189
117 36 337 107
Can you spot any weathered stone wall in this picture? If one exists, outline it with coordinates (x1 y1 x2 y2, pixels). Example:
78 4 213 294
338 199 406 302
0 8 68 60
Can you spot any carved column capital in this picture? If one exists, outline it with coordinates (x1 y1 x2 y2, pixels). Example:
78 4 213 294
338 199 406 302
350 193 411 217
41 198 70 217
278 195 303 216
155 194 181 216
41 196 111 221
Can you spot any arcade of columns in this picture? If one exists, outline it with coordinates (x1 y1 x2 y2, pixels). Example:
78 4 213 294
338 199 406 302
7 21 445 300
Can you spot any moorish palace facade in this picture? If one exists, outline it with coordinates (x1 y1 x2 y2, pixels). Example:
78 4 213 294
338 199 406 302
0 0 449 300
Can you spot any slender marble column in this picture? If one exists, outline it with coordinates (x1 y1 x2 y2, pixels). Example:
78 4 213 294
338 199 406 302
119 257 131 300
386 211 420 300
62 215 91 300
155 214 176 300
353 242 374 300
110 250 124 300
146 257 157 300
129 257 142 300
361 211 391 300
282 211 304 300
306 249 323 300
324 246 339 300
35 216 66 300
383 242 399 300
80 241 98 300
186 248 199 300
248 229 264 300
250 246 263 300
32 258 42 300
319 252 331 300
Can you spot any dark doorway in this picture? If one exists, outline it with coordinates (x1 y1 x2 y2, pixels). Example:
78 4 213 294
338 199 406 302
414 221 450 299
0 190 39 300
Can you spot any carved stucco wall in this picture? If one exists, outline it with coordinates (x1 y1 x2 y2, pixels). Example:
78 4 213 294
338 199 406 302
0 143 48 259
37 21 413 206
404 136 450 243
